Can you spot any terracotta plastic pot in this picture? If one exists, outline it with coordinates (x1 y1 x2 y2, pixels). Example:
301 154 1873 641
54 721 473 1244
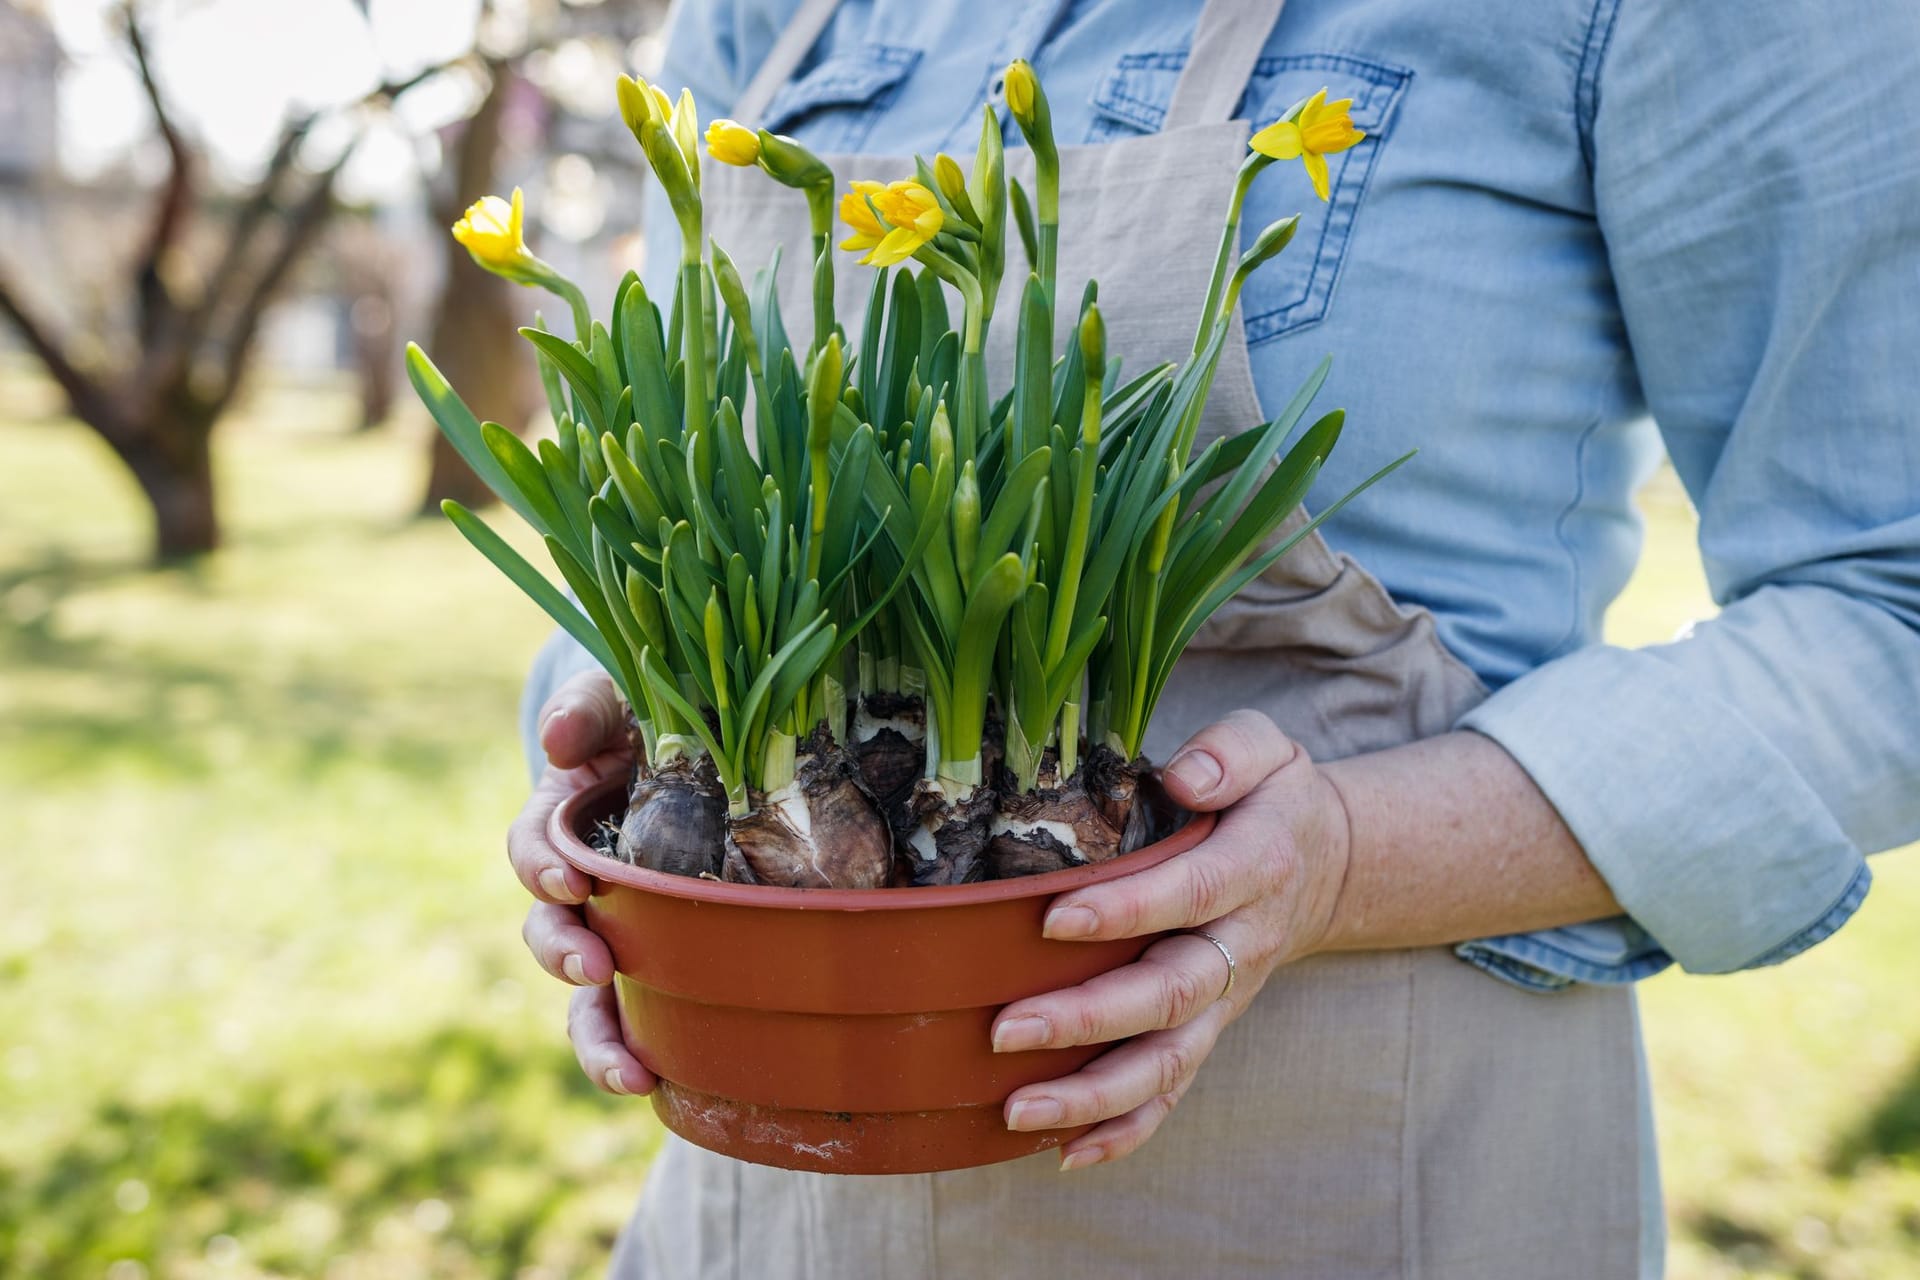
548 776 1214 1175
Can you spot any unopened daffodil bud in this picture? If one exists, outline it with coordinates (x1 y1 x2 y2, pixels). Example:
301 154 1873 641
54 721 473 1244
756 130 833 190
616 74 671 138
952 459 980 582
1224 215 1302 317
1249 88 1364 201
706 119 760 166
1004 60 1036 119
1001 59 1057 217
1077 303 1106 393
671 87 701 185
933 153 979 225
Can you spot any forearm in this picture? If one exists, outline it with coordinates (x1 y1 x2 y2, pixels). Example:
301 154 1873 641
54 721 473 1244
1317 731 1619 952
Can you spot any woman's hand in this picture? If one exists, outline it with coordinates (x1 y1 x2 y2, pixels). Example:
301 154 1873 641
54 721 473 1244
507 670 656 1098
992 710 1352 1171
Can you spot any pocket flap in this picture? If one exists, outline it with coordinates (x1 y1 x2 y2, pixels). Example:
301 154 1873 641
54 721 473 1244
1090 50 1408 138
761 43 922 135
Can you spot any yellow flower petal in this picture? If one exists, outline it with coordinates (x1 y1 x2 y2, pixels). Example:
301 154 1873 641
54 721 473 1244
1303 150 1331 202
1249 119 1304 160
1304 121 1365 155
839 180 887 239
863 225 925 268
874 180 944 239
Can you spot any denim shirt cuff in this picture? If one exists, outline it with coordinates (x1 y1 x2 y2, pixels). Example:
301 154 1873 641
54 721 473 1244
1456 643 1872 976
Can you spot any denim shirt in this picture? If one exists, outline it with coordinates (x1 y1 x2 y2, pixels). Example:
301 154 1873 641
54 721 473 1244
598 0 1920 990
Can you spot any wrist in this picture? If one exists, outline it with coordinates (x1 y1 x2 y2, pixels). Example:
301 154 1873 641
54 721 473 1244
1290 761 1356 960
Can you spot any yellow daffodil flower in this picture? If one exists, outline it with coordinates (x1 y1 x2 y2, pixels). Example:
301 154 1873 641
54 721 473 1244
451 187 534 278
838 180 889 255
866 180 944 266
706 118 761 167
1249 88 1365 201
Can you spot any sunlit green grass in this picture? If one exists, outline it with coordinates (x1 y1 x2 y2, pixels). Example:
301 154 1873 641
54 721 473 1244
0 367 1914 1277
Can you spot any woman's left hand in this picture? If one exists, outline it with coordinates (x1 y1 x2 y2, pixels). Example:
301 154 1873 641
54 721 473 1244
992 709 1352 1171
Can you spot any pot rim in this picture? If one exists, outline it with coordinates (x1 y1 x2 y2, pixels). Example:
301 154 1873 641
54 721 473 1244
549 776 1215 911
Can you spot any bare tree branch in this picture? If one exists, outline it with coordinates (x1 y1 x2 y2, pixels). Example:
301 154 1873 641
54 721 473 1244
201 146 359 420
124 2 195 349
0 274 117 436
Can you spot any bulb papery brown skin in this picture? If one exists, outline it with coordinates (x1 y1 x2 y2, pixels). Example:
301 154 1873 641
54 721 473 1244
982 744 1123 878
903 778 998 886
722 730 895 889
1085 742 1158 854
616 751 731 878
849 689 927 843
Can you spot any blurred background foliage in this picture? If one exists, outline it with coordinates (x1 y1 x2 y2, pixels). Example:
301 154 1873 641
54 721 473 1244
1 1 1917 1278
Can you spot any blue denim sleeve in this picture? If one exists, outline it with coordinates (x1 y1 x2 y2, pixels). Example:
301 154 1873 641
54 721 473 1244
1459 0 1920 981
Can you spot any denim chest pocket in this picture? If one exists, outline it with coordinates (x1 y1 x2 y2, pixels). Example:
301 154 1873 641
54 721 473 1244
1088 52 1411 344
760 43 922 152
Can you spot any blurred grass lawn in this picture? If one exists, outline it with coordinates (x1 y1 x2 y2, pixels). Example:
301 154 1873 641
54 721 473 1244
1 369 1916 1279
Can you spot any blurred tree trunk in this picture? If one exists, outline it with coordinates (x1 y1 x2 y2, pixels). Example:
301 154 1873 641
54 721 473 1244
110 412 219 558
350 290 399 431
419 59 540 513
0 5 458 563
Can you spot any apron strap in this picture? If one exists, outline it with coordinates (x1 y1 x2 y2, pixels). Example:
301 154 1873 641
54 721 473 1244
1162 0 1291 130
733 0 844 124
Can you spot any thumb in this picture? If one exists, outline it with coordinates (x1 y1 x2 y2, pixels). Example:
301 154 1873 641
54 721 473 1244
538 670 629 769
1160 709 1300 811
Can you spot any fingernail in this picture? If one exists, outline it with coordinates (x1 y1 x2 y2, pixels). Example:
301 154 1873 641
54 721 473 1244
1043 905 1099 939
1167 749 1223 799
605 1068 630 1095
562 953 588 985
540 707 571 742
1060 1147 1103 1172
539 867 577 901
992 1015 1051 1053
1007 1097 1063 1130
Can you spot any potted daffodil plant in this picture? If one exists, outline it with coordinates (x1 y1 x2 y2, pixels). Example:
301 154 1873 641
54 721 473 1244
411 63 1388 1173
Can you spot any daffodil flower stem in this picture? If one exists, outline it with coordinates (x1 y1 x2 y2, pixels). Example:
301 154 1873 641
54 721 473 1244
542 274 594 345
1044 368 1101 670
1120 490 1180 758
1037 222 1059 315
916 239 985 465
680 260 710 435
957 340 985 469
1192 154 1270 358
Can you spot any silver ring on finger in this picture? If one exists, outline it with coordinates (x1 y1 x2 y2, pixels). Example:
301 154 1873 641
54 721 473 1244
1188 928 1236 1002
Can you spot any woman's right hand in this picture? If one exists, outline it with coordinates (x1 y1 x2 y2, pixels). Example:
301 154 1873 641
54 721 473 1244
508 669 657 1097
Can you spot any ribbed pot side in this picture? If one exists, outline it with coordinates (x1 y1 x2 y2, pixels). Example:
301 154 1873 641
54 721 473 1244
550 776 1212 1174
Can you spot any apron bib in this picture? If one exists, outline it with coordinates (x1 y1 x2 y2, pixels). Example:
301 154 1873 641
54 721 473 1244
613 1 1644 1274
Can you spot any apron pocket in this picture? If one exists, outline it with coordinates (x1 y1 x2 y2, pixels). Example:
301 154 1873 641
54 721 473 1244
1088 50 1412 342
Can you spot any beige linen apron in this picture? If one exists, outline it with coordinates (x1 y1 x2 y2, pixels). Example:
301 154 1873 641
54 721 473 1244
611 1 1644 1274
